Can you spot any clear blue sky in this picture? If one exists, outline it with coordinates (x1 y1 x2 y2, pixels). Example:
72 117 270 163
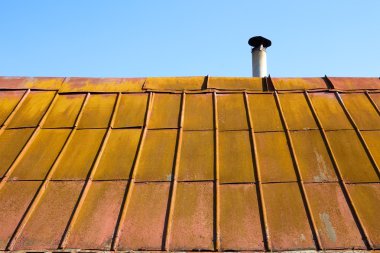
1 1 379 78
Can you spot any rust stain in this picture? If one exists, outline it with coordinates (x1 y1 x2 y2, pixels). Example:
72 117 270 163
0 77 64 90
60 77 145 92
328 77 380 90
144 76 205 90
208 77 263 90
272 77 328 90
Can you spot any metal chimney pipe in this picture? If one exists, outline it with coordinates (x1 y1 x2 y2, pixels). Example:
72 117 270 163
248 36 272 77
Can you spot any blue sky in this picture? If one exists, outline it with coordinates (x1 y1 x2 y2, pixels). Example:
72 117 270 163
1 1 379 77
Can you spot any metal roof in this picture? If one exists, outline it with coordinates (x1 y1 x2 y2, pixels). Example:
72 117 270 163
0 76 379 252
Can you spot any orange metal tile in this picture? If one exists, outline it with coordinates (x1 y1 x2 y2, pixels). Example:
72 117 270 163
183 93 214 130
278 93 318 130
362 131 380 166
0 128 34 178
169 182 214 251
59 77 145 92
13 181 83 250
217 93 248 130
326 130 379 183
341 93 380 130
263 183 315 250
0 77 64 90
255 132 297 183
7 91 55 128
43 94 85 128
148 93 181 129
369 93 380 108
309 92 353 130
65 181 127 250
135 129 178 181
247 94 283 132
144 76 205 90
219 131 255 183
10 129 71 180
347 184 380 248
305 183 365 249
94 129 142 180
113 93 148 128
0 91 24 126
328 77 380 90
118 182 170 250
272 77 328 90
0 181 41 250
178 131 214 181
208 77 263 90
290 130 337 182
78 94 117 129
219 184 264 250
52 129 107 180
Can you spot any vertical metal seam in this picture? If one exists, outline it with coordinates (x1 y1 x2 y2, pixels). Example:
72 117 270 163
244 92 270 251
305 91 373 249
111 92 153 250
6 92 90 250
59 92 122 249
163 91 185 251
274 91 322 250
365 91 380 117
0 89 30 132
335 92 380 178
213 91 220 251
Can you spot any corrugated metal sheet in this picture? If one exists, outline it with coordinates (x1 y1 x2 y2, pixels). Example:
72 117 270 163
0 75 379 252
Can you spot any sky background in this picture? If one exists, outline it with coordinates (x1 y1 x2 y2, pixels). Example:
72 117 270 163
1 1 379 78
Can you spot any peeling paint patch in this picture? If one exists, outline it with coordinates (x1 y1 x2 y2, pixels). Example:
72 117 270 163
319 212 337 242
313 148 329 182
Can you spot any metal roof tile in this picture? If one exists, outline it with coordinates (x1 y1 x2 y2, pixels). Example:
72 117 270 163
0 91 25 126
94 129 142 180
219 184 264 250
143 76 205 90
328 77 380 90
0 77 64 90
118 182 170 250
272 77 328 90
59 77 145 92
183 93 214 130
369 92 380 108
148 93 181 129
362 131 380 167
217 93 249 130
208 77 263 90
113 93 148 128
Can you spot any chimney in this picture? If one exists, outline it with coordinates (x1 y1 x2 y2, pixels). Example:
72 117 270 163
248 36 272 77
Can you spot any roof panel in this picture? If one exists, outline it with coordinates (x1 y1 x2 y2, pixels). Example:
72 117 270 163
7 91 55 128
329 77 380 90
291 130 337 182
248 94 283 132
148 93 181 129
135 129 178 182
326 130 379 183
0 91 25 126
10 129 71 180
278 93 318 130
369 92 380 109
0 128 34 178
144 76 205 90
255 132 297 183
263 183 315 251
362 131 380 167
305 183 365 249
347 184 380 248
113 93 148 128
219 131 254 183
217 93 248 130
0 181 41 250
78 94 117 129
219 184 264 250
309 92 353 130
118 182 170 250
272 78 328 90
94 129 142 180
0 77 64 90
65 181 127 250
52 129 106 180
341 93 380 130
43 94 85 128
178 131 214 181
183 93 214 130
59 77 145 92
13 181 83 250
208 77 263 90
168 182 214 251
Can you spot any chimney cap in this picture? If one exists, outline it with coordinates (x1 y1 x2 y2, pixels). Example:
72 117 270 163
248 36 272 48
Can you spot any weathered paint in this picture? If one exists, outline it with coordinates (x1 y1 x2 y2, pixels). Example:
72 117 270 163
247 93 283 132
148 93 181 129
144 76 205 90
0 77 64 90
361 131 380 166
0 91 25 126
113 93 148 128
59 77 145 92
271 77 328 90
208 77 263 90
217 93 249 130
369 92 380 108
183 93 214 130
328 77 380 90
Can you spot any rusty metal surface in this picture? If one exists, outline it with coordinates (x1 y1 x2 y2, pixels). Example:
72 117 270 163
183 93 214 130
272 77 328 90
0 91 25 126
59 77 145 92
144 76 205 90
328 77 380 90
0 77 64 90
113 93 148 128
208 77 263 90
217 93 248 130
148 93 181 129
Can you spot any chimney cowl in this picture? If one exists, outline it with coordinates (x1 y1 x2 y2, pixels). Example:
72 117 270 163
248 36 271 77
248 36 272 48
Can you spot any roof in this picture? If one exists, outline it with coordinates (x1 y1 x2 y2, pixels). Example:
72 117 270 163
0 75 380 252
